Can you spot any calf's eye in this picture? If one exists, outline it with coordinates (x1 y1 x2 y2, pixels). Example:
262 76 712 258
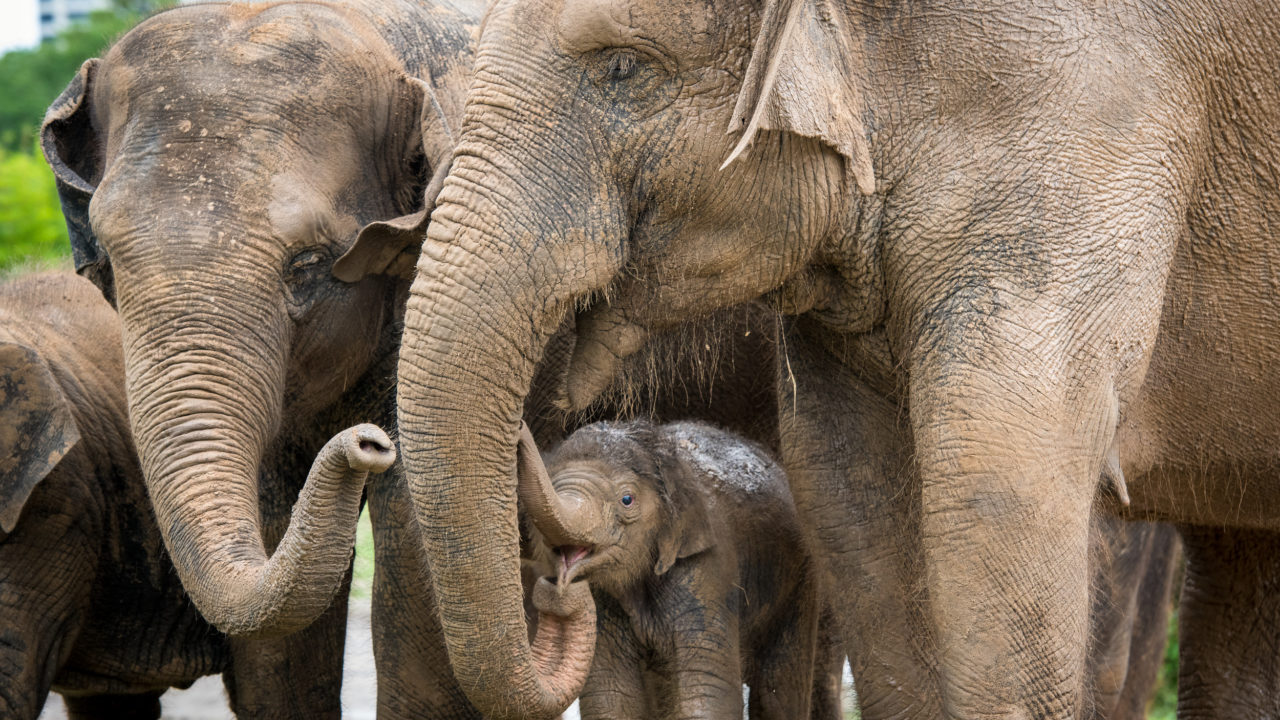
620 493 634 507
607 50 636 80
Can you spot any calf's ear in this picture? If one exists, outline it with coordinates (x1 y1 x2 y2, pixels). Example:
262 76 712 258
723 0 875 195
41 59 114 303
334 76 456 283
0 343 81 536
653 468 715 576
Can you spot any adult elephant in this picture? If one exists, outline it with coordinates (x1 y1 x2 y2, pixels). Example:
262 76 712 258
41 0 481 715
395 0 1277 717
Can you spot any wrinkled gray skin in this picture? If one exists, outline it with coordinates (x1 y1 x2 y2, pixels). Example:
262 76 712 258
522 420 831 719
0 272 393 719
41 1 480 716
394 0 1275 717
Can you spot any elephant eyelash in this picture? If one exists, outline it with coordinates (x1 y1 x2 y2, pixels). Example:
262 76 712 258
606 50 637 80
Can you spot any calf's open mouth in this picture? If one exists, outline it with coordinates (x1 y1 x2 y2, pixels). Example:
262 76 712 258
556 545 594 586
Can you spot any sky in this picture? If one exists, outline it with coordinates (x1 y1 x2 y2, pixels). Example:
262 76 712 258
0 2 40 55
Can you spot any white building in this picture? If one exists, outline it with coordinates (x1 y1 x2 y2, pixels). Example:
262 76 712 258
37 0 111 40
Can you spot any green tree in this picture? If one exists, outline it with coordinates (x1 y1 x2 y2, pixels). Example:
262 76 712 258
0 142 72 271
0 4 168 267
0 9 147 152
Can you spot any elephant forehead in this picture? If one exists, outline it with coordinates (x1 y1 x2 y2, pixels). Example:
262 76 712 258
557 0 634 52
550 460 622 489
267 172 361 249
556 0 709 53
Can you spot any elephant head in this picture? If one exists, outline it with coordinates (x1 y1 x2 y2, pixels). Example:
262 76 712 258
395 0 875 714
519 421 713 599
40 1 467 636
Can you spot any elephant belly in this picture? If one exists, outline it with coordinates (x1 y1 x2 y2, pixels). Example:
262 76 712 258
1119 227 1280 529
54 587 227 695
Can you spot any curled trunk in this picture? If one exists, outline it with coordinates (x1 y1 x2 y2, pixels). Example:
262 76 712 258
397 147 616 718
121 273 393 637
516 422 600 550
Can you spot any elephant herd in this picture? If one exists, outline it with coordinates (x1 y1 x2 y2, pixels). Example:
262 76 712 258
3 0 1279 717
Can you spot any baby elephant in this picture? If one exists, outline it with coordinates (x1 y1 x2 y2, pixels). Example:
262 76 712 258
520 419 830 719
0 273 394 719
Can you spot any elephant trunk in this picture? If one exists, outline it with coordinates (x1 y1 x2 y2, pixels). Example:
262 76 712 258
120 272 392 636
398 141 619 718
516 423 600 550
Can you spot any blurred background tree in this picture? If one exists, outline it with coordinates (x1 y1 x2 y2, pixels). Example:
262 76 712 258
0 1 169 270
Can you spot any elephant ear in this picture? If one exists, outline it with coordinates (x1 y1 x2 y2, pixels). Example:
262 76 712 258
723 0 875 195
41 58 114 303
653 458 715 577
333 76 456 283
0 343 81 536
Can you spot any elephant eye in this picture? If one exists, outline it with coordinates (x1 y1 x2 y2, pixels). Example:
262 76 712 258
606 50 636 80
287 249 327 280
620 492 634 507
284 248 332 313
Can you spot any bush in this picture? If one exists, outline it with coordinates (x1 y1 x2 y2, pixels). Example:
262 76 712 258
0 10 144 153
1148 613 1179 719
0 145 70 271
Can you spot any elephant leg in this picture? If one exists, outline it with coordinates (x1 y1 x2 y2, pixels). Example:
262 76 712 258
1095 522 1179 720
662 574 743 719
577 594 646 720
61 691 162 719
367 468 479 719
223 582 349 719
910 344 1103 718
747 583 819 720
808 607 846 720
0 484 97 720
1177 526 1280 718
779 326 939 719
1082 517 1179 719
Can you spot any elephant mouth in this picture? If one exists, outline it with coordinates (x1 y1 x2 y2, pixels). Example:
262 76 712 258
555 545 594 586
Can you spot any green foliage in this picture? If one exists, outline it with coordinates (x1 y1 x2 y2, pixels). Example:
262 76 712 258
0 6 171 268
0 144 70 271
351 508 376 599
1148 612 1179 719
0 10 145 153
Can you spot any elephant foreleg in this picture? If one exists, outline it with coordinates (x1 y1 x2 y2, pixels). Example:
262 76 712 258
664 574 743 720
1084 519 1179 720
223 580 349 719
0 481 97 720
576 594 646 720
808 608 846 720
746 580 819 720
368 467 479 719
778 326 940 720
911 340 1105 719
1177 526 1280 719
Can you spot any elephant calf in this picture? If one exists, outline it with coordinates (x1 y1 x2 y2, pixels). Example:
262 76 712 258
0 273 393 720
520 419 830 719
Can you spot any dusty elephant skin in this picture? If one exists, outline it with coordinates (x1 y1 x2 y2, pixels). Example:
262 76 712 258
40 1 481 716
0 274 384 718
395 0 1277 717
0 272 222 719
521 420 834 719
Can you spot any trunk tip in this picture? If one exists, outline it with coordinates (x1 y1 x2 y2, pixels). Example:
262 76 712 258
344 424 397 474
